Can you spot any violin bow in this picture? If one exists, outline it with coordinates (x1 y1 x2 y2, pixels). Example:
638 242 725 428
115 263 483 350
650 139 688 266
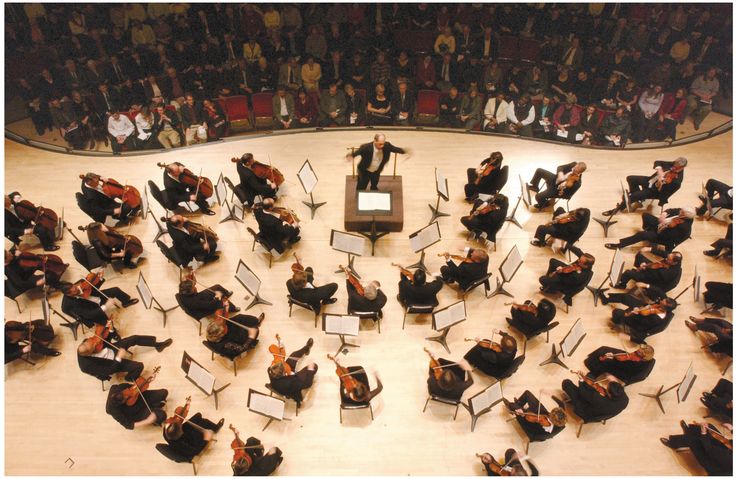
134 380 154 415
81 274 113 301
213 311 251 331
267 154 276 184
194 168 203 199
92 332 133 356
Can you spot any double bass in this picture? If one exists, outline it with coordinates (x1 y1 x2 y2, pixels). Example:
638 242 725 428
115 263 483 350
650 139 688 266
79 224 144 258
157 162 214 198
80 173 141 209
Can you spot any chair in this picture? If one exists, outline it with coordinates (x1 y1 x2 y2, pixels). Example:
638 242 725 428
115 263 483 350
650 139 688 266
287 295 320 328
201 339 257 376
223 176 251 209
542 269 594 313
155 443 201 476
265 383 301 416
401 303 436 329
252 92 274 129
498 35 519 62
71 239 105 271
575 413 615 438
339 366 374 424
348 309 383 334
147 180 175 211
175 293 204 336
507 318 560 344
461 273 493 299
223 95 252 131
75 192 104 223
422 362 467 420
156 240 186 270
416 90 441 125
625 312 674 344
246 227 275 268
661 267 683 293
494 341 527 381
4 280 25 314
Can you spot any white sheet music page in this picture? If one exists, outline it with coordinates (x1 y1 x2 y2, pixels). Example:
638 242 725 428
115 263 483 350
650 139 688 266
298 161 318 194
187 361 215 394
236 262 261 294
136 273 154 309
501 246 522 281
332 231 367 256
249 392 285 419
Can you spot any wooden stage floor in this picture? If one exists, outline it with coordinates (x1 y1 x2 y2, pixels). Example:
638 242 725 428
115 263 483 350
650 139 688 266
3 130 733 476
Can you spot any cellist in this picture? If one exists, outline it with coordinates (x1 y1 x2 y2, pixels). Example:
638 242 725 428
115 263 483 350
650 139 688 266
105 367 168 430
5 248 67 293
163 397 223 461
164 214 219 265
4 192 59 251
161 162 215 215
82 222 143 269
205 311 264 357
5 319 60 364
230 153 279 207
79 172 140 224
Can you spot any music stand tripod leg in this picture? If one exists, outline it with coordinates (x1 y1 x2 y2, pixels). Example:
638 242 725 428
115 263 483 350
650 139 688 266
586 275 611 307
638 384 672 415
153 298 179 328
359 220 389 256
262 417 274 432
336 334 360 357
488 278 513 298
593 215 618 237
302 192 326 220
428 194 450 223
246 294 273 311
539 344 568 369
52 307 79 341
426 327 452 354
408 251 429 272
504 196 523 229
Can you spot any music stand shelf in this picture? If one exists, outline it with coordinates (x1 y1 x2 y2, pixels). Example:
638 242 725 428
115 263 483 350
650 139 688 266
428 301 467 354
298 159 326 219
181 352 231 410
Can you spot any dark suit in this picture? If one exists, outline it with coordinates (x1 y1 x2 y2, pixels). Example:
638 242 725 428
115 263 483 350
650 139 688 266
346 281 387 314
464 160 507 199
461 196 508 242
664 424 733 476
81 180 137 223
177 286 231 320
236 163 277 205
61 285 133 326
268 343 316 406
391 91 415 125
625 161 684 206
166 223 217 264
619 253 682 292
529 162 583 208
533 208 590 246
254 208 299 254
427 358 473 401
508 390 565 442
539 257 593 299
5 258 44 294
440 250 489 290
286 274 338 312
4 206 55 249
703 282 733 309
464 335 517 378
702 379 733 420
345 92 366 126
352 141 406 190
397 274 443 307
617 209 693 251
77 335 159 381
562 379 629 422
163 171 210 212
106 383 168 430
206 314 260 358
234 437 284 476
164 413 218 460
507 304 553 337
584 346 655 384
694 318 733 356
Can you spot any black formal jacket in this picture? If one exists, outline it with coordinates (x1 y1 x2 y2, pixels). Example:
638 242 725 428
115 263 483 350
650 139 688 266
556 162 582 198
61 292 109 326
427 359 473 401
464 335 517 377
270 369 312 405
630 257 682 292
254 208 294 246
178 290 223 320
391 91 416 120
470 196 509 241
5 336 23 364
450 253 490 290
286 278 336 311
397 273 443 306
166 223 206 263
5 207 29 241
105 383 153 429
78 349 131 380
354 141 406 176
508 306 552 337
346 281 387 313
165 417 209 459
571 381 629 421
81 180 119 220
653 209 693 249
163 171 193 206
237 162 276 200
650 160 685 203
5 258 40 294
473 158 505 194
584 346 655 384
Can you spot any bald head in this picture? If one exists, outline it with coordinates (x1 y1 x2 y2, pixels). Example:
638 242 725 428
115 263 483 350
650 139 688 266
373 134 386 149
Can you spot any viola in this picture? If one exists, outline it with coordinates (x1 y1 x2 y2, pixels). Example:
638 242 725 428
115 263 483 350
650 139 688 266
625 304 666 317
340 265 364 296
80 173 141 209
214 305 229 335
327 353 362 396
88 322 113 353
551 262 583 276
553 212 576 224
438 252 473 263
273 206 299 225
232 157 285 186
268 334 293 375
640 260 671 270
67 271 104 299
165 396 192 426
229 424 260 468
516 411 552 427
464 337 501 352
470 203 499 218
424 347 443 381
391 263 414 281
573 370 608 397
513 302 538 315
79 224 143 258
157 162 213 198
599 351 642 362
657 216 685 232
563 173 581 190
121 366 160 406
16 251 68 282
291 253 304 274
474 162 497 185
12 198 58 231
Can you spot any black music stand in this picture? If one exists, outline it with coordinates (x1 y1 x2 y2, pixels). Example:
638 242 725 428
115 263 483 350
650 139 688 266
322 314 360 356
639 363 697 414
181 351 231 410
298 159 326 219
408 221 442 272
235 260 272 310
587 249 625 307
136 272 178 327
539 318 585 369
427 301 467 353
330 229 367 278
489 245 523 298
462 381 503 432
428 168 450 223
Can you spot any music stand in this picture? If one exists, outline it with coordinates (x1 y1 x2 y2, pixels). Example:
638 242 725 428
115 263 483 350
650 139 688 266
143 186 168 242
136 272 178 327
181 351 231 410
587 249 625 306
235 259 272 310
489 245 523 298
674 266 700 302
248 388 290 431
330 229 367 278
216 173 244 224
428 300 467 353
298 159 326 219
44 293 80 339
322 313 360 356
539 318 585 369
593 181 626 236
520 174 533 208
428 168 450 223
54 207 65 241
462 380 503 432
356 191 392 255
408 221 442 272
639 362 697 414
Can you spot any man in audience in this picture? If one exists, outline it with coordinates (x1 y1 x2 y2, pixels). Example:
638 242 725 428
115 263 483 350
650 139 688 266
107 111 136 154
318 83 347 127
272 85 296 130
684 66 720 130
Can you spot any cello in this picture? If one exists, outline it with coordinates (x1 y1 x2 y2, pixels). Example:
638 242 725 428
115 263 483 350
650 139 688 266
80 173 141 209
14 250 68 284
79 223 144 259
157 162 214 198
11 196 59 232
231 156 285 186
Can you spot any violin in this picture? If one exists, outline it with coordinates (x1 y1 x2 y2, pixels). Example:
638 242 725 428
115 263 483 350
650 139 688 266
515 411 552 427
11 198 58 231
438 252 473 263
391 263 414 281
67 271 104 299
639 259 671 270
231 157 285 186
657 216 685 232
165 396 192 426
474 161 497 185
698 423 733 450
653 167 682 191
476 454 511 476
268 334 293 375
340 265 364 296
157 162 214 198
229 425 263 468
87 322 114 354
625 304 666 317
573 370 608 397
552 212 576 224
424 347 443 381
79 224 143 258
291 253 304 274
550 262 583 276
512 302 538 315
273 206 300 225
470 202 499 218
121 366 160 406
599 351 642 362
464 337 501 352
80 173 141 209
562 173 581 190
15 250 68 282
327 353 363 396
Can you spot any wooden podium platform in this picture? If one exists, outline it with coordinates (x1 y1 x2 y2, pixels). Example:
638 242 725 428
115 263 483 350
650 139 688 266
344 176 404 233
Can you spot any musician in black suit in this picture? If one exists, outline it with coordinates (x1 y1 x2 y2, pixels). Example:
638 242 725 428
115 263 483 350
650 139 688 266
538 252 595 304
460 194 508 243
77 321 172 381
346 133 409 190
165 215 219 265
610 297 677 343
464 330 518 378
479 449 538 476
464 152 506 199
232 153 278 207
253 199 300 255
696 179 733 217
439 248 490 290
4 193 58 251
527 162 586 209
397 268 443 307
686 316 733 356
506 299 557 337
346 279 387 315
583 345 655 384
425 350 474 401
106 379 168 430
660 421 733 476
206 312 263 357
286 266 338 312
230 429 284 476
4 249 49 294
177 278 238 320
504 391 567 442
5 320 60 363
80 173 139 224
163 404 223 461
531 207 590 252
602 282 668 307
616 251 683 292
701 379 733 420
605 208 694 252
61 272 138 327
603 158 688 216
267 338 317 407
703 281 733 310
560 371 629 422
162 162 214 215
704 224 732 258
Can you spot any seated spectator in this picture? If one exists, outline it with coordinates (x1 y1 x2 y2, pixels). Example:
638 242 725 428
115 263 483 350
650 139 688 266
134 106 161 150
366 83 392 126
434 26 456 55
506 94 536 137
634 85 665 142
49 97 89 150
550 67 573 103
202 98 227 140
301 56 322 92
231 59 255 98
152 105 181 149
243 37 262 65
394 51 414 87
370 51 392 89
483 92 508 132
596 74 621 109
391 82 415 126
254 57 275 92
17 78 52 136
505 65 526 101
107 111 137 154
295 88 318 128
180 94 207 146
459 56 483 93
616 79 639 112
575 104 599 145
573 70 593 105
440 86 462 128
304 26 327 62
415 55 436 90
553 95 580 142
344 84 366 126
658 88 688 141
435 53 457 93
534 95 556 139
323 50 345 89
347 52 369 90
278 57 302 93
117 78 146 112
318 83 347 127
272 86 296 130
599 106 631 147
684 67 719 130
482 61 504 97
459 86 482 130
669 37 691 64
524 66 548 102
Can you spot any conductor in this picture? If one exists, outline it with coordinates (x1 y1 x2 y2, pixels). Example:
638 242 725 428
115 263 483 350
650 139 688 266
347 133 409 190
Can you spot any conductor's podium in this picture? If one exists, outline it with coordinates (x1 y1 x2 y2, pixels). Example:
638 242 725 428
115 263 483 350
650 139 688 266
344 176 404 233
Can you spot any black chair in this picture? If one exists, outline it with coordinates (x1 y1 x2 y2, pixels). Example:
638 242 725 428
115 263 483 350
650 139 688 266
77 355 113 391
201 339 258 376
155 443 201 475
339 367 375 424
661 267 683 293
575 413 616 438
4 279 25 314
265 383 301 416
157 239 186 269
624 312 674 344
71 239 105 271
287 295 320 328
422 362 467 420
491 165 509 194
494 340 527 380
247 227 275 268
147 180 175 211
507 318 560 344
175 294 204 335
347 309 383 334
401 301 436 329
223 176 253 208
75 192 105 223
542 269 594 313
461 273 492 299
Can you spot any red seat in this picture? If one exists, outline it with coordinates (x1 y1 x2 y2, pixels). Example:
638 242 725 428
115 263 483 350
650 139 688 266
416 90 441 125
519 38 541 64
223 96 252 131
498 35 519 62
596 108 613 128
251 92 274 129
308 90 321 106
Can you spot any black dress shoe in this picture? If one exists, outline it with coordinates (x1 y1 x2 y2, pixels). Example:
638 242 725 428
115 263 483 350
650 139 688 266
660 437 672 448
44 245 60 252
305 337 314 354
203 209 216 216
704 249 719 257
215 418 225 432
156 338 173 352
323 297 338 305
123 298 139 307
124 260 138 269
257 312 265 325
604 243 619 250
47 350 62 357
600 294 609 305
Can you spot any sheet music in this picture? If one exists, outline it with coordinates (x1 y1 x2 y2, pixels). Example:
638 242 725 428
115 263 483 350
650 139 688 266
136 273 154 309
433 301 466 330
677 363 696 403
249 390 285 419
235 260 261 295
561 319 585 357
500 245 522 282
409 222 441 253
140 186 149 220
519 174 532 206
323 314 360 337
609 249 625 287
186 359 216 394
331 230 367 256
298 160 318 194
435 169 449 201
693 274 701 303
470 381 502 414
215 174 227 206
42 297 51 323
358 191 391 212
